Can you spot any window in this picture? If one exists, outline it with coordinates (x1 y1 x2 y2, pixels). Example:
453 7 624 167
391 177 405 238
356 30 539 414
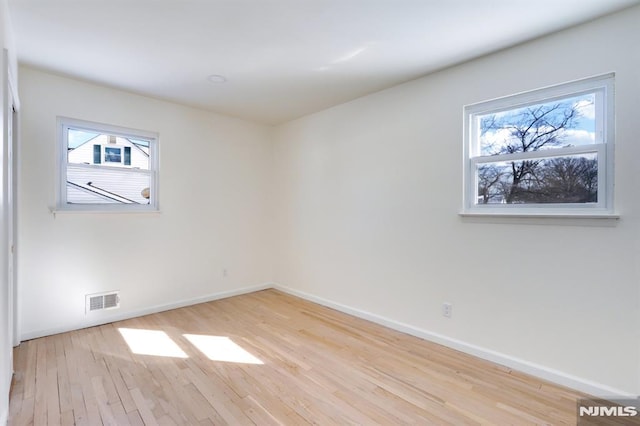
104 147 122 163
463 74 614 216
57 117 159 212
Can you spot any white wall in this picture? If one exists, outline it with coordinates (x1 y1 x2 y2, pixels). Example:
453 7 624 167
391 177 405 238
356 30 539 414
273 6 640 397
17 67 274 339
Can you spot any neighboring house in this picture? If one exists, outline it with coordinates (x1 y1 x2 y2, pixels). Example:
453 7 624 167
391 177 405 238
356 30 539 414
69 134 149 168
67 134 151 204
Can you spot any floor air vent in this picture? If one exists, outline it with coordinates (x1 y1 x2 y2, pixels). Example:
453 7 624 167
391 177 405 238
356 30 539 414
86 291 120 313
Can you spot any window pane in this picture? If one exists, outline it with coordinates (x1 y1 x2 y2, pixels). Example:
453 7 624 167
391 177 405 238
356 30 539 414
68 133 149 170
66 164 151 204
476 153 598 205
124 146 131 166
68 128 99 149
478 93 596 156
92 144 101 164
104 147 121 163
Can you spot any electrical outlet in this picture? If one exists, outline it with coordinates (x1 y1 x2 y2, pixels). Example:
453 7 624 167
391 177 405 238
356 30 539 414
222 268 228 278
442 302 452 318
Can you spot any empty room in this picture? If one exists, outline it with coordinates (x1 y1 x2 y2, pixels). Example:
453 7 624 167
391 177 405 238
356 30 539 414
1 0 640 424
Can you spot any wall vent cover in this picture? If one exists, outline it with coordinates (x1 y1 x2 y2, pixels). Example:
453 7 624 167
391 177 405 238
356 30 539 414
86 291 120 313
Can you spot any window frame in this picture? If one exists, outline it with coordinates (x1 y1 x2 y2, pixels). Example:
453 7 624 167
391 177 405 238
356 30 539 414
56 117 159 213
462 73 615 217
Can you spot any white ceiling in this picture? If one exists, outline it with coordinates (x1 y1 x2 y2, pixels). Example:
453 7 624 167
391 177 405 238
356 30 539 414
8 0 640 125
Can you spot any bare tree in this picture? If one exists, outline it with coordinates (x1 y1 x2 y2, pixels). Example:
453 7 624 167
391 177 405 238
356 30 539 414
539 156 598 203
478 101 586 204
477 164 504 204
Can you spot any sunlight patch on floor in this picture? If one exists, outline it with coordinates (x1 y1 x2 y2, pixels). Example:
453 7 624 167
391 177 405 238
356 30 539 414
184 334 263 364
118 328 188 358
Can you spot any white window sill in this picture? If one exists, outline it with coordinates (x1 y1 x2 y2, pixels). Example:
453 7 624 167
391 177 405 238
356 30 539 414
50 207 161 216
459 211 619 220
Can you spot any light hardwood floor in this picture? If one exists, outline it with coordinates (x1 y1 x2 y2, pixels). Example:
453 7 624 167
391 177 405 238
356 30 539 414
9 289 589 425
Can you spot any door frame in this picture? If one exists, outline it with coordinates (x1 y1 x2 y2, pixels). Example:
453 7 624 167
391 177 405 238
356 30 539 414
3 49 19 349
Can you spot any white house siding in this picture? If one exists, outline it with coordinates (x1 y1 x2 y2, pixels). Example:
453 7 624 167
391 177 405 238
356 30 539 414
66 183 121 204
66 164 151 204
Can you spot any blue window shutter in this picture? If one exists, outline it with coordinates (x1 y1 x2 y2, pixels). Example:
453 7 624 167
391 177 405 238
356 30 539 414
124 146 131 166
93 145 101 164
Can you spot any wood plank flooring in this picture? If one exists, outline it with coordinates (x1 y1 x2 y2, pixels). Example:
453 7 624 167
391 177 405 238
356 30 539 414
9 289 589 425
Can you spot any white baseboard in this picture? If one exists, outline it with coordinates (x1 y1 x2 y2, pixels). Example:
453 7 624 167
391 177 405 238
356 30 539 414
273 283 637 400
19 283 272 341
